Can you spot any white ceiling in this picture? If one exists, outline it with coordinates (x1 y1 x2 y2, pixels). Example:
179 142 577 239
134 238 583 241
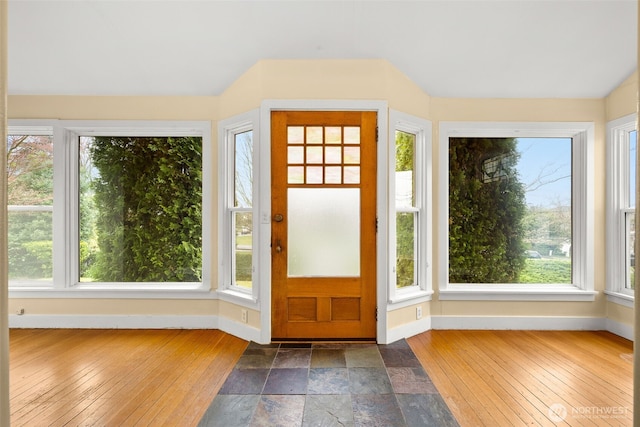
7 0 638 98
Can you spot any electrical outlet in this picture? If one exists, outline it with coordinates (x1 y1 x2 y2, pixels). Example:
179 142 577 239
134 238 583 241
241 309 248 323
416 306 422 320
17 308 25 315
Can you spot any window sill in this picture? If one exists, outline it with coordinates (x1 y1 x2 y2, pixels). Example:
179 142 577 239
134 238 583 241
604 290 635 308
439 285 597 301
388 289 433 309
9 284 217 300
216 288 259 309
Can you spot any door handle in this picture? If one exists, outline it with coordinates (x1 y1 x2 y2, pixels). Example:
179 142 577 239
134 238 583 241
275 239 282 253
273 214 284 222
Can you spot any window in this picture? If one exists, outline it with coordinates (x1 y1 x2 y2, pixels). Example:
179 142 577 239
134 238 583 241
7 128 54 287
606 114 636 304
389 111 432 303
449 137 572 284
439 122 595 300
8 120 211 294
219 111 259 301
79 135 203 283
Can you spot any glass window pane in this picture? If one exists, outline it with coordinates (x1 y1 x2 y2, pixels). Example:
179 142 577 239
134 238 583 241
306 166 323 184
325 127 342 144
288 146 304 164
234 131 253 208
8 210 53 282
306 146 323 164
449 137 572 284
344 166 360 184
396 131 415 208
234 211 252 288
325 146 342 164
288 188 360 277
288 166 304 184
344 146 360 164
306 127 323 144
325 166 342 184
629 130 636 208
7 134 54 283
344 127 360 144
396 212 416 288
288 126 304 144
627 211 635 290
79 136 203 283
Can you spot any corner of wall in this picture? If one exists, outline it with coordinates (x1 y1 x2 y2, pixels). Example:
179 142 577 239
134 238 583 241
605 69 638 121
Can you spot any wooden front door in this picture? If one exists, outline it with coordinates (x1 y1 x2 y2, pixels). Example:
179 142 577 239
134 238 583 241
271 111 377 340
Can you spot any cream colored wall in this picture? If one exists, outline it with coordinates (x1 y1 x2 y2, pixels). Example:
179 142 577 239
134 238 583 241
605 71 637 121
8 95 219 121
388 303 430 328
219 302 261 329
220 59 430 120
429 97 608 320
8 298 218 316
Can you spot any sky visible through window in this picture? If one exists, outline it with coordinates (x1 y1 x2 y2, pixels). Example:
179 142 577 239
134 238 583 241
516 138 572 208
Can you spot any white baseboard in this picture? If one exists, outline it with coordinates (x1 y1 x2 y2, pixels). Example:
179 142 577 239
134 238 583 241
431 315 605 331
385 316 431 344
8 314 633 343
9 314 218 329
217 316 262 343
605 318 634 341
8 313 260 344
430 315 634 342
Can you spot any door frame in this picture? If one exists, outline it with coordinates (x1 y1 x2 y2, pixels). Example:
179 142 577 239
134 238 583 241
258 100 389 344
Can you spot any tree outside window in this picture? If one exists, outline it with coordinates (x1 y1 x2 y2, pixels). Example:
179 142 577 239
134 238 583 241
7 134 54 283
79 136 203 283
232 131 253 289
395 130 417 288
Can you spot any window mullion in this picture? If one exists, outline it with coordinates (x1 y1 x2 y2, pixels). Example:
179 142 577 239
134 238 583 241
52 127 75 288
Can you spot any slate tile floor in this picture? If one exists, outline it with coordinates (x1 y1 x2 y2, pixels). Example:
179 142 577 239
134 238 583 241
198 339 459 426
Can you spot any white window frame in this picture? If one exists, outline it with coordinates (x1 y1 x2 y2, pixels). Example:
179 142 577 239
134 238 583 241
9 119 213 299
217 110 260 306
388 110 432 305
605 114 636 307
438 121 596 301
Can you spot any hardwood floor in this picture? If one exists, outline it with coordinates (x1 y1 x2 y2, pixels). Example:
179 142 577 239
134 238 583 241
9 329 633 426
408 330 634 427
9 329 247 427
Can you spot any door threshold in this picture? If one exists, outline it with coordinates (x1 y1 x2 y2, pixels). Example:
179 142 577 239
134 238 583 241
271 338 376 344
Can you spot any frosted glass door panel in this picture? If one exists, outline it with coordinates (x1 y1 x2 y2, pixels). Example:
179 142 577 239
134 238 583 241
288 188 360 277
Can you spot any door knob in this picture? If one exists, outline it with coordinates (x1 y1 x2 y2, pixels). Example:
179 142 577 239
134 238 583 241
273 214 284 222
